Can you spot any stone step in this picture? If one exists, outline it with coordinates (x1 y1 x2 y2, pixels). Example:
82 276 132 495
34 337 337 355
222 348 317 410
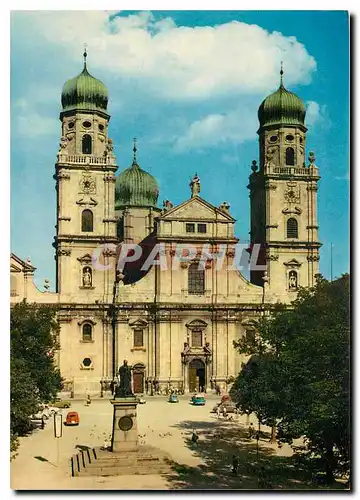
78 465 172 476
70 446 174 477
94 453 162 461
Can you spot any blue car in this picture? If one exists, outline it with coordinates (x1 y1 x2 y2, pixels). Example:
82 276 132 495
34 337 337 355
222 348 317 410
191 395 206 406
168 393 179 403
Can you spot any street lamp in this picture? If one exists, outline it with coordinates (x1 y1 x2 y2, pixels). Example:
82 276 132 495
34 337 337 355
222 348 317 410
110 270 124 386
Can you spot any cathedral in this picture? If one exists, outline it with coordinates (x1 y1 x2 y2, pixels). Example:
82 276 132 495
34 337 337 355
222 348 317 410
10 53 321 396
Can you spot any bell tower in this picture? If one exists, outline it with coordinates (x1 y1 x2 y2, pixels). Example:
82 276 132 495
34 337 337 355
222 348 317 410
248 67 321 298
54 50 118 300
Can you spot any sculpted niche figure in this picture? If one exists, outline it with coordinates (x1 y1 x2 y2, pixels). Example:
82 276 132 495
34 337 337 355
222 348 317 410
115 360 133 397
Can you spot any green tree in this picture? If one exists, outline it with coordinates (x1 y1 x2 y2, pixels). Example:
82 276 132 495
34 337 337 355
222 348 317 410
10 301 62 454
231 275 350 483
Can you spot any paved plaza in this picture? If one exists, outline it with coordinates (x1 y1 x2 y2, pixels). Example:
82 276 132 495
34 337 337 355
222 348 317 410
11 395 304 490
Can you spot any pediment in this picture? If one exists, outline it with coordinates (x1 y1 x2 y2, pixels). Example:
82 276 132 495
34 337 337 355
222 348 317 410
76 197 98 206
10 253 36 272
160 196 234 222
77 253 93 264
186 319 208 329
11 263 22 273
128 318 148 327
283 259 302 268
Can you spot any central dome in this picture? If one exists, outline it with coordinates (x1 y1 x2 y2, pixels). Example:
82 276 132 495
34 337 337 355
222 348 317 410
115 160 159 210
258 79 306 130
61 53 108 113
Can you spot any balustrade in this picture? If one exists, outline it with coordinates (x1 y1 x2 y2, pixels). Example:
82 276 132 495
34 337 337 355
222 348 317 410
57 154 116 166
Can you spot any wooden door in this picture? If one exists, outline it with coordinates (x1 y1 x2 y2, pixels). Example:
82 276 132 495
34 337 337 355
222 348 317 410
189 367 197 392
133 371 144 394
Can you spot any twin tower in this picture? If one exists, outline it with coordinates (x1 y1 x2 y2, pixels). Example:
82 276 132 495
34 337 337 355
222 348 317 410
54 53 320 300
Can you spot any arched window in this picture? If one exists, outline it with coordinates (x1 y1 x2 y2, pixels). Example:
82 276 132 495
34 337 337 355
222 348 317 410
82 323 93 342
188 263 205 295
287 218 298 238
82 134 92 154
81 209 93 232
285 147 295 166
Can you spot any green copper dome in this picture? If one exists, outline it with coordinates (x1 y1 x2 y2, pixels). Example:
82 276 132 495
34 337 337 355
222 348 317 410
258 78 306 130
115 159 159 210
61 53 108 113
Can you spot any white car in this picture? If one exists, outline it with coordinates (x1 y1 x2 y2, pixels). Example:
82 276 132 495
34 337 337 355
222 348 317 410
40 405 58 419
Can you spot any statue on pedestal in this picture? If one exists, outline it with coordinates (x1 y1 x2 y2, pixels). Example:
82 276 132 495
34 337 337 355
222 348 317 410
115 360 134 398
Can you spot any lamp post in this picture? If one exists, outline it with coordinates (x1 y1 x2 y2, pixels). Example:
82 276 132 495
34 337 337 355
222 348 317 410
110 271 124 385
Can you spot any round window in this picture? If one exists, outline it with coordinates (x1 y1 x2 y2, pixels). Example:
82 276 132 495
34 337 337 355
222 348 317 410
269 135 278 143
68 122 75 129
82 357 92 367
83 121 92 129
286 134 294 142
118 416 133 432
98 124 105 132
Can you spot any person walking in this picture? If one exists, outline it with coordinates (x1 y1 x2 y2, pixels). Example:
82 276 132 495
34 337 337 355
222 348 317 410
216 406 221 419
223 406 228 419
231 455 239 475
248 422 254 438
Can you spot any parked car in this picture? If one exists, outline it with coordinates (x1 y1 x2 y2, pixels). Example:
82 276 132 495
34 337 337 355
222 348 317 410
65 411 79 426
168 393 179 403
191 395 206 406
53 400 71 409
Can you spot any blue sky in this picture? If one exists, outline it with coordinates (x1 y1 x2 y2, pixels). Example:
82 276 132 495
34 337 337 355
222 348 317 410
10 10 349 289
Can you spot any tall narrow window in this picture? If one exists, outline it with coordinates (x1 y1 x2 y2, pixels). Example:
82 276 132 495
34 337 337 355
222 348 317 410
191 329 202 347
133 329 144 348
82 134 92 154
82 323 93 342
285 147 295 166
188 263 205 295
82 209 93 232
287 218 298 238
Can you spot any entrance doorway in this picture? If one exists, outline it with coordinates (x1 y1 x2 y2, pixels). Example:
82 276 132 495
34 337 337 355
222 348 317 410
133 364 145 394
188 359 206 392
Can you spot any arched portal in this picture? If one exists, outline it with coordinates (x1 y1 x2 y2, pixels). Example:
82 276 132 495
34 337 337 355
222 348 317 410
133 363 146 394
188 358 206 393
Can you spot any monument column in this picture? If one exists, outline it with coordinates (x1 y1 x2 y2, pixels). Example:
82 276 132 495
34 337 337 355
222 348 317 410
111 360 139 453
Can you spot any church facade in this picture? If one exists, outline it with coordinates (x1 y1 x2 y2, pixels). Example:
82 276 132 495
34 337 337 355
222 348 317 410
11 54 321 396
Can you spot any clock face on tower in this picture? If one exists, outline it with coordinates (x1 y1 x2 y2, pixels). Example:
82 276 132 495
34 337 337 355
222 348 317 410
79 176 96 194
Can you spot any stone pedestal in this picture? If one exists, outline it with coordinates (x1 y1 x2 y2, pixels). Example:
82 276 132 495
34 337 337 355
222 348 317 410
110 397 139 453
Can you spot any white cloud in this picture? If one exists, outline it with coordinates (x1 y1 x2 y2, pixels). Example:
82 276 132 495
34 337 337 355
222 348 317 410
13 99 58 138
306 100 329 128
174 104 258 151
12 11 316 101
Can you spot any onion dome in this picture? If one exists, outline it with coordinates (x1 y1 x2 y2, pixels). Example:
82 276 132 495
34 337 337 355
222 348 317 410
258 67 306 130
61 50 108 113
115 140 159 209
